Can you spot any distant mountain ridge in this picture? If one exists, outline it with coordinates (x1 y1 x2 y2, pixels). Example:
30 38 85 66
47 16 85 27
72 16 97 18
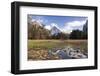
28 20 88 39
51 26 62 35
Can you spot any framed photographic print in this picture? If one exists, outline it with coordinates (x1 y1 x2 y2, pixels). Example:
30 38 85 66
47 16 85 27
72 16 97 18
11 1 98 74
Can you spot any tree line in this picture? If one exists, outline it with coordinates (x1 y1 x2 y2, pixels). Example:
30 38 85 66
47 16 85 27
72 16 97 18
28 21 88 40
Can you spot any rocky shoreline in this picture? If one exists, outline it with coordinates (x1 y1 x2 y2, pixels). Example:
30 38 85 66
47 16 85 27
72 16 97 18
28 46 88 60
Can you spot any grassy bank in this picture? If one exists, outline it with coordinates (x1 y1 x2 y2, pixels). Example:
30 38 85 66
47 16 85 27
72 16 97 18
28 39 87 51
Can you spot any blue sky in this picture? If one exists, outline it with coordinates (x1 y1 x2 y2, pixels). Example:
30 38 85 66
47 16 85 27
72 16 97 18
28 15 87 33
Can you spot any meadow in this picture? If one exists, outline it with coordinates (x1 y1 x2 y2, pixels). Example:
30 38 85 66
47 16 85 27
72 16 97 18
28 40 87 50
28 40 87 60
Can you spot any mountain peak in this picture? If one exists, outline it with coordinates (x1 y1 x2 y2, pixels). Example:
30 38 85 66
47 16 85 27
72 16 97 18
51 26 61 35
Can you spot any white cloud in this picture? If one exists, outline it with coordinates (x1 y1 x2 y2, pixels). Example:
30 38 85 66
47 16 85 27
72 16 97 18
31 19 35 22
38 19 44 23
62 20 86 33
62 26 72 34
44 23 60 30
44 21 86 34
30 16 48 27
65 20 86 27
30 18 43 26
45 25 51 30
30 15 87 34
31 17 44 23
46 20 87 33
51 23 57 27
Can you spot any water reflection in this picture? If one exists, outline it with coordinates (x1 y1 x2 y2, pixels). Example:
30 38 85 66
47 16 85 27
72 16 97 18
48 46 88 59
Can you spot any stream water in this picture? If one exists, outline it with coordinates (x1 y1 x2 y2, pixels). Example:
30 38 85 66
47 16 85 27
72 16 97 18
48 47 88 59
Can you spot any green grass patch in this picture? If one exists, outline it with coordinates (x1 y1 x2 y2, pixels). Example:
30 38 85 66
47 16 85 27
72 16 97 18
28 40 87 52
